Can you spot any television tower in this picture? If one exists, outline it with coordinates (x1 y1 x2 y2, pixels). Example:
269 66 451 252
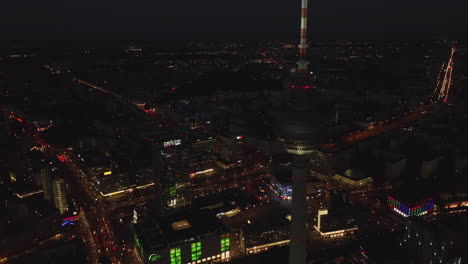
277 0 322 264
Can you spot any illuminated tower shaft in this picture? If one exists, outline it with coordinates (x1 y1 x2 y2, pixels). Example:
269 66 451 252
289 155 308 264
297 0 309 73
280 0 316 263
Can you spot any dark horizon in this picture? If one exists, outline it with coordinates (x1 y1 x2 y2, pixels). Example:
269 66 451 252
1 0 468 45
0 33 464 50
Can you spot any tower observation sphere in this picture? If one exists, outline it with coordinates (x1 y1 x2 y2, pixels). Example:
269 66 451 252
276 110 321 155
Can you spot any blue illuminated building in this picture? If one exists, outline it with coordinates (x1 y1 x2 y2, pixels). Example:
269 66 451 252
271 178 293 200
270 168 293 200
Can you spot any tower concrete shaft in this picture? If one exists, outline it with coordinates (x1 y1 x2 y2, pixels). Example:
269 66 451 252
298 0 309 73
289 155 308 264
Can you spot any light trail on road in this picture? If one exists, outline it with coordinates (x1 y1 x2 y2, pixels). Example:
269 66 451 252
0 107 121 264
74 78 157 119
321 46 457 151
438 46 456 103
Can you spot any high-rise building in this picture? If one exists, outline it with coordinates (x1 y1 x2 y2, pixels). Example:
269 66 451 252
215 134 244 167
153 131 194 215
155 147 212 214
41 167 68 214
52 178 68 215
155 149 192 215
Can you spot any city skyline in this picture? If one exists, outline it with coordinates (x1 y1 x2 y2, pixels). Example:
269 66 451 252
0 1 467 264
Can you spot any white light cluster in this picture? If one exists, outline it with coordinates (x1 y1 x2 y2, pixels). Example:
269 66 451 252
164 139 182 148
186 251 230 264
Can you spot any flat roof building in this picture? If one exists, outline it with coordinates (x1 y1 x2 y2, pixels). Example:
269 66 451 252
134 210 233 264
315 209 359 239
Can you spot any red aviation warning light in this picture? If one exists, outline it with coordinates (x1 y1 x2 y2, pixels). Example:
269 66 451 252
57 155 68 162
289 84 314 90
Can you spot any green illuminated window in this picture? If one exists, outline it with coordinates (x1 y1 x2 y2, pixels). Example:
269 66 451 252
149 254 161 262
170 186 177 196
170 248 181 264
221 237 230 252
191 241 202 261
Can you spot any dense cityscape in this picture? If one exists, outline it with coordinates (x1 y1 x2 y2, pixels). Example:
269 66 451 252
1 1 468 264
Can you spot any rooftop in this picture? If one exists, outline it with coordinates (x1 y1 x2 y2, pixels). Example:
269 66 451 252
134 209 227 251
171 220 191 231
390 181 435 204
319 211 359 233
159 210 226 243
76 149 113 168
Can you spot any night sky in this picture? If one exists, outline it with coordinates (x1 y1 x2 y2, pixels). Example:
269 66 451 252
1 0 467 43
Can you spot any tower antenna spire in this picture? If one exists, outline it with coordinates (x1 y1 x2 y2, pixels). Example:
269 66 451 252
298 0 309 73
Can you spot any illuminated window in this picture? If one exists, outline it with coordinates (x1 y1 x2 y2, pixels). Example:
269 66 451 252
149 254 161 262
221 237 230 252
168 199 177 207
191 241 202 261
172 220 191 231
170 248 182 264
170 186 177 196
